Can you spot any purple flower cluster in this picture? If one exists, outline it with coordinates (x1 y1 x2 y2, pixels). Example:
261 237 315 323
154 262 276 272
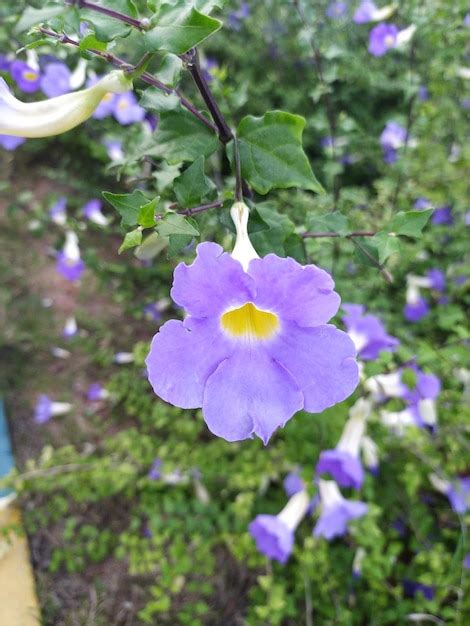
342 303 399 361
92 84 145 125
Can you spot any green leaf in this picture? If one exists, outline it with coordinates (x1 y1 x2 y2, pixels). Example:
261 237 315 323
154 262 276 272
372 232 402 264
248 204 295 256
138 197 159 228
143 0 222 55
135 232 168 260
139 89 181 113
168 234 194 257
15 5 66 33
79 33 108 52
156 54 183 86
82 0 138 42
353 240 380 267
173 157 215 207
307 212 349 235
235 111 324 195
152 109 219 164
119 228 142 254
156 213 199 237
103 190 151 226
390 209 434 238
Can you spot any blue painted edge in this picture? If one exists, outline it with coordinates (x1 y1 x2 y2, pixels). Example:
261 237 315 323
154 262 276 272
0 398 14 497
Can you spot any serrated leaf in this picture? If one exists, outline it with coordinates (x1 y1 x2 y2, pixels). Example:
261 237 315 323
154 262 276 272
103 190 151 226
152 109 218 164
156 213 199 237
307 212 349 235
143 0 222 55
82 0 138 42
173 156 215 207
15 5 66 33
235 111 324 195
390 209 434 238
372 232 401 264
139 89 181 113
138 197 159 227
119 228 142 253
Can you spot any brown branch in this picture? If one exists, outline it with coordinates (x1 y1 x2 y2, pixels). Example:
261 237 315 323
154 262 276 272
302 230 375 239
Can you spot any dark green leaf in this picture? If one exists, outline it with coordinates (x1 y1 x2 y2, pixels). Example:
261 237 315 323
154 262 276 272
143 0 222 55
15 5 66 33
139 89 181 113
103 190 151 226
119 228 143 254
390 209 434 238
248 204 295 256
138 197 159 228
156 54 183 86
353 240 380 267
173 157 215 207
79 33 108 52
82 0 138 42
235 111 324 195
372 232 402 264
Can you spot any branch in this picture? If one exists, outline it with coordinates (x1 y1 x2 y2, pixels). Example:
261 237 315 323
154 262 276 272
169 199 224 216
38 28 217 133
68 0 148 31
302 230 375 239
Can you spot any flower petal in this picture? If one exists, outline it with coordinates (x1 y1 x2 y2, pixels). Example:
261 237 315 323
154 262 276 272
202 349 303 443
248 254 340 326
146 318 230 409
268 323 359 412
171 242 255 318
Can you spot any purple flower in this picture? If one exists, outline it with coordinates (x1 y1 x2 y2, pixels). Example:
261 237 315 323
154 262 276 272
431 205 453 225
316 399 371 489
10 60 41 93
418 85 429 101
314 480 368 540
283 472 305 497
342 303 399 361
63 316 78 339
82 199 109 226
249 491 309 563
113 92 145 125
464 13 470 27
326 2 348 19
414 197 432 210
446 477 470 514
148 458 162 480
146 241 359 444
464 211 470 226
144 300 169 322
403 579 435 601
227 2 250 31
0 54 11 72
90 77 117 119
56 231 85 282
353 1 377 24
86 383 108 402
49 197 67 225
0 134 25 150
103 139 124 161
464 553 470 570
200 57 218 83
368 23 399 56
40 62 71 97
34 394 71 424
380 122 407 164
404 296 429 322
426 268 446 292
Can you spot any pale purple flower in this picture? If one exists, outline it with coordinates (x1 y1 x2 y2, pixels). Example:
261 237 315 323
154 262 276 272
446 477 470 514
87 383 109 402
380 121 407 163
283 472 305 497
90 77 116 119
34 394 71 424
103 139 124 161
227 2 250 31
464 211 470 226
368 23 399 56
316 399 371 489
364 371 408 402
314 480 368 540
249 491 310 563
431 205 453 225
426 268 446 292
464 13 470 27
326 2 348 19
114 352 134 364
464 553 470 569
40 62 71 97
146 241 359 444
200 57 218 83
49 197 67 225
342 303 399 361
10 60 41 93
0 134 25 150
63 316 78 339
82 199 109 226
0 54 11 72
354 1 377 23
113 92 145 125
144 300 169 322
404 296 429 322
414 197 432 210
418 85 429 101
56 231 85 282
148 458 162 480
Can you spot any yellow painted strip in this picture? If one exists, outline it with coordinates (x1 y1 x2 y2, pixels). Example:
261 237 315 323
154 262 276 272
0 506 41 626
221 302 279 340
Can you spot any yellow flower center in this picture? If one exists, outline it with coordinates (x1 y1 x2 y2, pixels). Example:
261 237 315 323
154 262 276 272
102 93 113 102
118 99 129 110
221 303 279 340
24 71 38 81
384 35 395 47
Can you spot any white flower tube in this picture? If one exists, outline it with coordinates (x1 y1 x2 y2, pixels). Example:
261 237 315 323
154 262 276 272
277 490 310 531
396 25 417 47
0 70 131 138
69 58 88 90
63 231 81 262
336 398 372 456
230 201 259 271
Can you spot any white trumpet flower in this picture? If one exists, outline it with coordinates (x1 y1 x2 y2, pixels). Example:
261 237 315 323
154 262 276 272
230 201 259 271
0 70 131 138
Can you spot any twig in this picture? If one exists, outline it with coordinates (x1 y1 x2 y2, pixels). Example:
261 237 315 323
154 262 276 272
233 135 243 202
169 199 224 216
38 28 217 133
302 230 375 239
67 0 148 31
350 237 393 283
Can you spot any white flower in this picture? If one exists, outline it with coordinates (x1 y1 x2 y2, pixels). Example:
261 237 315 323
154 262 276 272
0 71 131 138
230 201 259 271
